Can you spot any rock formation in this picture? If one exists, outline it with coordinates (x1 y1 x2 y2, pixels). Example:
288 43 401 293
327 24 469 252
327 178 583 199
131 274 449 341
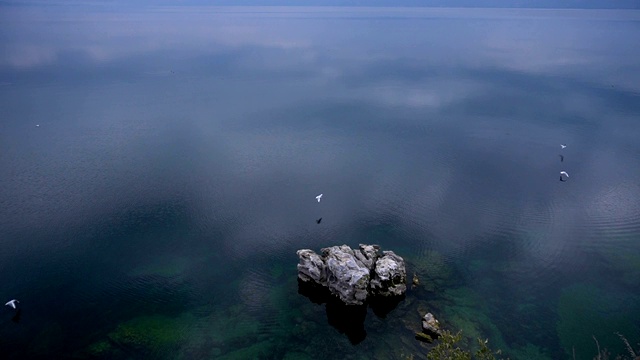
414 312 443 343
370 251 407 297
296 244 406 306
421 312 442 338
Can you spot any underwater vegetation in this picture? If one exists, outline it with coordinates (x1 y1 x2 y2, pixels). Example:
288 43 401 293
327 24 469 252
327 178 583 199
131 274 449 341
78 314 192 359
557 283 640 360
416 329 640 360
61 248 635 360
424 330 506 360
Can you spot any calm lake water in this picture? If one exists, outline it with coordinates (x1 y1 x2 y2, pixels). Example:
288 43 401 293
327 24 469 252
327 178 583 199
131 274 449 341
1 5 639 359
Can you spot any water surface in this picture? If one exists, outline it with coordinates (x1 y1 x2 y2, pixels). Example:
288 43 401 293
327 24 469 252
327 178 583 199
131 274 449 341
1 6 639 359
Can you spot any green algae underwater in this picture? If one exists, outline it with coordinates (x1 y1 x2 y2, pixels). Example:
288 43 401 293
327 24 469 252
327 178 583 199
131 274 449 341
9 243 635 360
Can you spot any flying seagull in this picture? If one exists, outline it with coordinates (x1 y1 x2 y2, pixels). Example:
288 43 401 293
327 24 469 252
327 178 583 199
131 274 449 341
5 299 19 309
316 217 322 224
315 194 323 202
560 144 567 149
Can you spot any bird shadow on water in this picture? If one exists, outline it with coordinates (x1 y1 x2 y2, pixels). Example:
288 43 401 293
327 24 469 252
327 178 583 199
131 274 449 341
11 309 22 324
297 279 404 345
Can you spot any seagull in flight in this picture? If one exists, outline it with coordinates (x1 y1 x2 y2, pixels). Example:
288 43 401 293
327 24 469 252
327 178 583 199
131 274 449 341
315 194 323 202
316 217 322 224
560 144 567 149
5 299 19 309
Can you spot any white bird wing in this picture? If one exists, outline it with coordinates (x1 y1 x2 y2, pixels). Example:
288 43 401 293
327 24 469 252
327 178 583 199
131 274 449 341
5 300 16 308
316 194 322 201
560 171 569 177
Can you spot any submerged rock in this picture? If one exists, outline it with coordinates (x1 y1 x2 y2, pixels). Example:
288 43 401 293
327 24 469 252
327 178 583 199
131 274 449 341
422 312 442 338
414 332 434 343
412 273 420 289
296 244 406 306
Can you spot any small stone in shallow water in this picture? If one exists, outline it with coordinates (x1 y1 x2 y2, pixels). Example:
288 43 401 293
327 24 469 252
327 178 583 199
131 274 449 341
412 273 420 289
422 312 442 338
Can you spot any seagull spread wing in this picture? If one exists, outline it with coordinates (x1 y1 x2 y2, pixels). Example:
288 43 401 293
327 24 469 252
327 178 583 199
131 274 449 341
560 144 567 149
5 300 17 309
560 171 569 177
315 194 323 202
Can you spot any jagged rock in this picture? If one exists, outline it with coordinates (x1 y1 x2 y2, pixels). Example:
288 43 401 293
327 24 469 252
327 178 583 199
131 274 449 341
296 244 407 306
370 251 407 297
422 312 442 338
322 245 370 305
296 249 326 285
354 244 379 271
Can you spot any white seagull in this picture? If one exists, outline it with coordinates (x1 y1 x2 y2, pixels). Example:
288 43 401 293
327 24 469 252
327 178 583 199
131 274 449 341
315 194 323 202
560 144 567 149
560 171 569 177
5 299 19 309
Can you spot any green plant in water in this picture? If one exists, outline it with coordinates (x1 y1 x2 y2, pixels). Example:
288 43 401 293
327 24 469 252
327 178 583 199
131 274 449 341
591 333 640 360
426 330 508 360
475 337 507 360
426 331 470 360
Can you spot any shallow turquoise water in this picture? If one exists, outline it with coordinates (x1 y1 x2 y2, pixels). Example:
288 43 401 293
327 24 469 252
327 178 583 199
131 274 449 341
1 6 639 359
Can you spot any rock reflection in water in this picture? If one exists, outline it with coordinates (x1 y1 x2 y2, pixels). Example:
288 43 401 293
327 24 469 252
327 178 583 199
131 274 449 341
298 279 368 344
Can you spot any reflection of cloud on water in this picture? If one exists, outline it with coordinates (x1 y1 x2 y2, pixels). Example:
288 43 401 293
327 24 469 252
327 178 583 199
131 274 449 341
360 79 481 110
2 4 639 290
0 7 311 69
3 44 57 68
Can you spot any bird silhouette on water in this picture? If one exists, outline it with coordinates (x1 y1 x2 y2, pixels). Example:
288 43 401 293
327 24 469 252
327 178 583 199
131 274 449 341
12 309 22 323
559 154 564 162
316 218 322 224
560 171 569 182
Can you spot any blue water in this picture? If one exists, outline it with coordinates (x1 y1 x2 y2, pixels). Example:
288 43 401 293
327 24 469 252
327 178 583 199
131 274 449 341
1 6 639 359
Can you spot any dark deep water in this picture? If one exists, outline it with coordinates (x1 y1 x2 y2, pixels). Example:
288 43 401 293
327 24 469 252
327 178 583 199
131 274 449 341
1 6 640 359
